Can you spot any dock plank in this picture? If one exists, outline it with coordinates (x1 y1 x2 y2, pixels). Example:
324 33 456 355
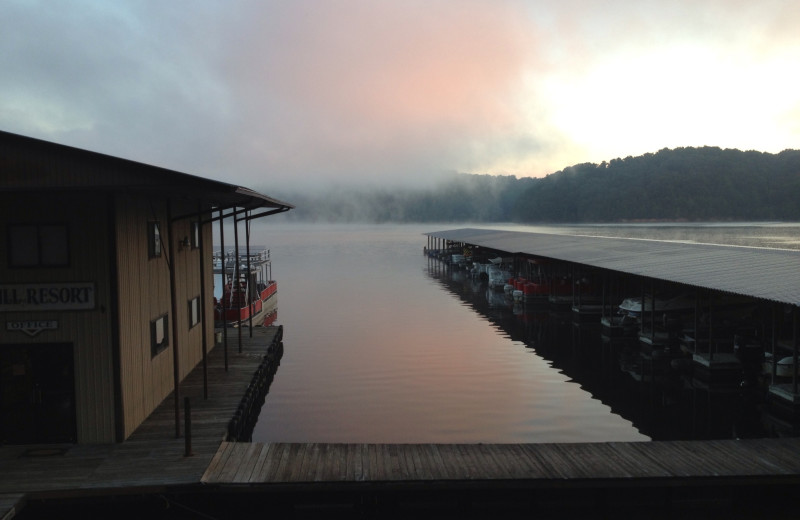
247 443 273 483
345 444 358 482
231 442 262 483
0 494 25 520
194 436 800 501
8 322 800 514
410 444 431 481
367 444 379 481
0 327 280 499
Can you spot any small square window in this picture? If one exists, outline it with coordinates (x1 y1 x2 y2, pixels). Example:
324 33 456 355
8 223 70 267
148 222 161 258
188 296 200 328
191 221 200 249
151 314 169 356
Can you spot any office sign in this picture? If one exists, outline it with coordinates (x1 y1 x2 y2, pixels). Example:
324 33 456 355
6 320 59 337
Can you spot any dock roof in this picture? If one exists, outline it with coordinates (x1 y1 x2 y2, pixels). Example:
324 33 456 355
426 228 800 307
0 130 293 214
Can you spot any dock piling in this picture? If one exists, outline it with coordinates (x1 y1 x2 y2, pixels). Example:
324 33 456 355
184 397 193 457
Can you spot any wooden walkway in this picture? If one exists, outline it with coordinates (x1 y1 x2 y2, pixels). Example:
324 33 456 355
0 495 24 520
202 438 800 487
0 326 280 512
5 322 800 516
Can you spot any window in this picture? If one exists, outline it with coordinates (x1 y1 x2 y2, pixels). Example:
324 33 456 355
191 221 200 249
148 221 161 258
151 314 169 356
8 223 70 267
188 296 200 328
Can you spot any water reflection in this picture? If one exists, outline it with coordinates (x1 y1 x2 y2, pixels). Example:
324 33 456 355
250 223 799 444
251 224 648 443
426 256 800 441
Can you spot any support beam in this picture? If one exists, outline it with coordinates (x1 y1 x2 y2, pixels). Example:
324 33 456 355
198 205 209 400
167 199 181 438
219 208 228 372
234 211 242 353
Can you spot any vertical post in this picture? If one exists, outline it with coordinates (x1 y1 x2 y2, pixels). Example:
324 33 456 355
198 206 208 400
234 210 242 352
771 304 777 382
246 211 253 335
650 280 655 344
571 265 576 308
793 307 798 395
640 280 645 337
708 292 714 362
601 273 607 319
694 292 699 357
219 208 228 372
184 397 193 456
167 200 181 439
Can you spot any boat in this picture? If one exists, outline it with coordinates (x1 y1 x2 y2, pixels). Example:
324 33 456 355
619 293 756 319
618 294 695 318
600 314 639 338
486 264 511 290
764 352 800 378
547 277 574 307
213 247 277 327
450 253 466 268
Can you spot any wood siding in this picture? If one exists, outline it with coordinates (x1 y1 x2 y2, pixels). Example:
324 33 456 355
114 195 213 439
2 131 281 445
0 193 116 443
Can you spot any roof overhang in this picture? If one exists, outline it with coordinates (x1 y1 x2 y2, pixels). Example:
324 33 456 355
0 130 294 216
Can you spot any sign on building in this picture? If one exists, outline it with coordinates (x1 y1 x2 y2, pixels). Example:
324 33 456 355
0 283 96 311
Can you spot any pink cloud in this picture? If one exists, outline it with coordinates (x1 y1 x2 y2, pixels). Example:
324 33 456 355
221 0 540 183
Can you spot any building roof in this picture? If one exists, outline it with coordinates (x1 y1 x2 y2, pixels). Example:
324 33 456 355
426 228 800 306
0 130 293 213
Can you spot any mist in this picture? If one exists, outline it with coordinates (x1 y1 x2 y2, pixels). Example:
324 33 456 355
261 172 535 224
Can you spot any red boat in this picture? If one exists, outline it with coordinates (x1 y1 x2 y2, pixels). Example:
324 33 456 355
213 247 277 327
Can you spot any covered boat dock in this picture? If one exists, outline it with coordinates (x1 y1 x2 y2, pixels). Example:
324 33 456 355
425 227 800 405
424 228 800 305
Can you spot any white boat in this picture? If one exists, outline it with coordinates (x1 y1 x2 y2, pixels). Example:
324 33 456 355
486 265 511 290
470 263 487 278
763 353 800 378
619 293 756 319
618 294 695 317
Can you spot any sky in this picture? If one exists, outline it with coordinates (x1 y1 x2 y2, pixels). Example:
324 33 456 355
2 0 799 190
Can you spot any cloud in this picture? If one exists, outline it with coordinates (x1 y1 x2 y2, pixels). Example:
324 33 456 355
213 0 543 186
1 0 798 191
0 1 234 172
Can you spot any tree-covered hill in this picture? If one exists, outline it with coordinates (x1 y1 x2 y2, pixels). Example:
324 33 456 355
266 146 800 223
511 147 800 222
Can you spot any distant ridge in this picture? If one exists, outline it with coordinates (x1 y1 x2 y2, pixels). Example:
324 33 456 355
265 147 800 223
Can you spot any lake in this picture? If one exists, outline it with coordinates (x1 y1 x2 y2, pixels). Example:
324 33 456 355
235 222 800 444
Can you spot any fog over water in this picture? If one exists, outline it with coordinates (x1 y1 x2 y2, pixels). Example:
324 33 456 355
234 222 800 443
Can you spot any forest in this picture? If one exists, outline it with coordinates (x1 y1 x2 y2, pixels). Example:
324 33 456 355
266 146 800 223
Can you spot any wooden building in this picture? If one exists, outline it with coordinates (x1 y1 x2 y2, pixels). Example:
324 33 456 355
0 130 292 444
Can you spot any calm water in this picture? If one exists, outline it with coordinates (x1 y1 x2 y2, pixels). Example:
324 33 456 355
238 222 800 443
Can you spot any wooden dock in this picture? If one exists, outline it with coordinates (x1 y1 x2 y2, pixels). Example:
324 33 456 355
5 322 800 517
0 326 281 513
202 438 800 486
193 439 800 516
